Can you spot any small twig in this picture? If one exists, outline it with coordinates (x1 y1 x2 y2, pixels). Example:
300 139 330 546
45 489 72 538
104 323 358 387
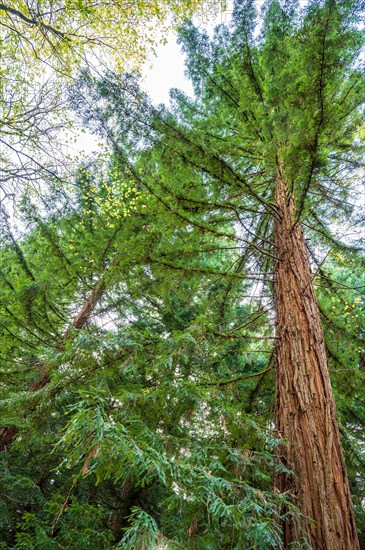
198 366 273 386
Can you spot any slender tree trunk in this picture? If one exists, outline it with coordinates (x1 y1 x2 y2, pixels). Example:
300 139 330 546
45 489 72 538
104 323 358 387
110 478 137 539
273 173 359 548
0 282 105 451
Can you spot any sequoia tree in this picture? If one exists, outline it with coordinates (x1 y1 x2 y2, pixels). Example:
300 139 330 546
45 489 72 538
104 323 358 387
70 0 365 547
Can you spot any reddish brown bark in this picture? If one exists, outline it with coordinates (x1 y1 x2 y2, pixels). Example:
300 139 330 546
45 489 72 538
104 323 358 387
0 425 18 450
273 173 359 548
0 282 106 451
110 478 137 537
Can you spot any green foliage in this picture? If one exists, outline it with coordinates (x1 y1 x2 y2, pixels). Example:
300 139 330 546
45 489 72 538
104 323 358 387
1 0 212 72
14 502 114 549
1 0 364 547
0 0 221 199
118 508 161 549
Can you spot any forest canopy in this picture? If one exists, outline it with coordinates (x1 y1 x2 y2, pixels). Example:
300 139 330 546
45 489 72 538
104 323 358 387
0 1 364 549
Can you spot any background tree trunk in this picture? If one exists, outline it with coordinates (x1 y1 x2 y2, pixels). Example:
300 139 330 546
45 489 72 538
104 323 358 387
110 478 137 539
273 173 359 548
0 282 106 451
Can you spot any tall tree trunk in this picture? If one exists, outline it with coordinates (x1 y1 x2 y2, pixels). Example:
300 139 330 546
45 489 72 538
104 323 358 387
273 173 359 549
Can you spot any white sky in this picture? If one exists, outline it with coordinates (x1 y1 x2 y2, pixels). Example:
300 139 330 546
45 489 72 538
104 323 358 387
141 2 235 104
142 35 194 105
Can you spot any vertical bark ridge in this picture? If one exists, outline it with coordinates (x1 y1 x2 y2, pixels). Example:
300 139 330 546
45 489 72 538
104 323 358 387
273 173 358 549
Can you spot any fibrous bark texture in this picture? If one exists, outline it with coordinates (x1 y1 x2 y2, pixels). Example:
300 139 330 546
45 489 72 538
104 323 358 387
273 173 359 549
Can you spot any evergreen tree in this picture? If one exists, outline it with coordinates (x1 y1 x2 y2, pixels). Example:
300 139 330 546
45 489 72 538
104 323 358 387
69 0 365 547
